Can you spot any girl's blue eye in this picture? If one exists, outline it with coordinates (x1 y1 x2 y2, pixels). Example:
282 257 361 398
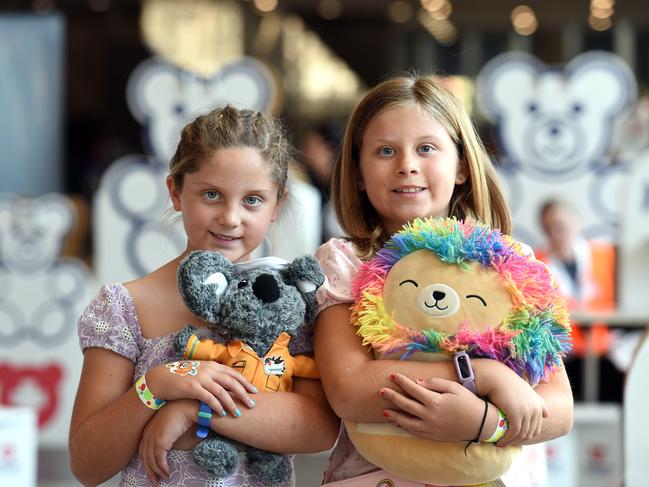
245 196 262 207
203 191 220 201
418 144 435 153
379 146 394 157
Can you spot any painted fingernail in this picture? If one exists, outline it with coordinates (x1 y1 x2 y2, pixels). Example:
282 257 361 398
248 399 256 407
379 389 386 397
234 408 242 417
389 373 397 381
252 386 259 393
416 378 423 383
220 410 227 417
382 410 390 417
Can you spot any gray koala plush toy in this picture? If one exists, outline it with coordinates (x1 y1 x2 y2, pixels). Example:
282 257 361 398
173 250 325 486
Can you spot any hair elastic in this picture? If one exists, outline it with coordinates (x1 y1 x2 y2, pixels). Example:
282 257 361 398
465 398 489 455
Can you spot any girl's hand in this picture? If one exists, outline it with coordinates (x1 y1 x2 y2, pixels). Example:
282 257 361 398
379 373 486 442
139 399 197 486
484 368 549 447
147 360 257 417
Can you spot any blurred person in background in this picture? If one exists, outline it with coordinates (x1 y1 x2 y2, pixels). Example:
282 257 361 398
300 122 345 242
536 199 622 402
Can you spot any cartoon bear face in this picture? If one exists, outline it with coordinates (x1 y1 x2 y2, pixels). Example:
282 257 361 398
477 51 636 180
126 57 277 165
0 194 74 273
383 250 513 335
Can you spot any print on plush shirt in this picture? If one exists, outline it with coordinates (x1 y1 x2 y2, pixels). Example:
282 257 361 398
184 332 317 392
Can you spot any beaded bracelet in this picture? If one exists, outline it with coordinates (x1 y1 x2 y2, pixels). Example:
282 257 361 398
196 402 213 439
134 374 166 410
485 408 509 443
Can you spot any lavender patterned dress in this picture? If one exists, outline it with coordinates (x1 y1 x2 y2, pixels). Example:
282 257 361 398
78 283 308 487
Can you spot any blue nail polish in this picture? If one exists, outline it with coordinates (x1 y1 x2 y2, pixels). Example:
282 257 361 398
249 399 256 407
252 386 259 393
220 410 227 417
234 408 242 417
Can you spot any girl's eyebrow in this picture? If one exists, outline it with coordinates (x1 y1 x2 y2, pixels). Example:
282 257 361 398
193 181 275 194
370 135 443 144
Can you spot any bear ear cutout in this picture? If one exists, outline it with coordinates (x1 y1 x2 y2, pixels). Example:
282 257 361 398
35 194 75 239
476 52 543 121
566 51 637 116
126 57 180 125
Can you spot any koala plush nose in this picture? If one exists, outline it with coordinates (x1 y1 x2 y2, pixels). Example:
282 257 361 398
253 274 280 303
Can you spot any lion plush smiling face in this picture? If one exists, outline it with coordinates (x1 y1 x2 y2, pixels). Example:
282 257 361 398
352 216 572 385
384 249 513 335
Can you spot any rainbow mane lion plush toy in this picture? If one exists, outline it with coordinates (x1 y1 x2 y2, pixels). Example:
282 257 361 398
346 217 572 486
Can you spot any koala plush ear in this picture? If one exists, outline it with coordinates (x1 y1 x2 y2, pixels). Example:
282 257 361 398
177 250 237 323
282 255 325 322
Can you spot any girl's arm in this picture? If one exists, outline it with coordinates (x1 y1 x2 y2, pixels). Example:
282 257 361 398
315 304 491 441
382 363 573 447
139 376 339 484
208 376 339 451
69 348 259 486
315 304 551 443
496 364 573 446
69 349 154 486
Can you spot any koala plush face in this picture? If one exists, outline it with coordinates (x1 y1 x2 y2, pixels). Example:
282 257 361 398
383 250 512 335
178 251 324 352
217 268 309 340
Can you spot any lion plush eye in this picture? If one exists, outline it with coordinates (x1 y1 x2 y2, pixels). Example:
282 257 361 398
399 279 419 287
238 279 249 289
466 294 487 306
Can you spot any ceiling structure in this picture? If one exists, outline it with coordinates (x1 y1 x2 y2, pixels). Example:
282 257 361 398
2 0 648 195
286 0 649 27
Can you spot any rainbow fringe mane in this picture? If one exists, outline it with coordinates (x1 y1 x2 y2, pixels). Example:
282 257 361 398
351 217 572 385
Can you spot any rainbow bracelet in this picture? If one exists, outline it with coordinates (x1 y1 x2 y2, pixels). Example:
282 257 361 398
135 374 166 410
485 408 508 443
196 402 213 438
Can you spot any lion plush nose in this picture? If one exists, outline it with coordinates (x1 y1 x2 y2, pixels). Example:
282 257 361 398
417 283 460 317
253 273 280 303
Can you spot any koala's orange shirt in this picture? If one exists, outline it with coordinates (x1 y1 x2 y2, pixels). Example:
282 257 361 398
183 332 318 392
